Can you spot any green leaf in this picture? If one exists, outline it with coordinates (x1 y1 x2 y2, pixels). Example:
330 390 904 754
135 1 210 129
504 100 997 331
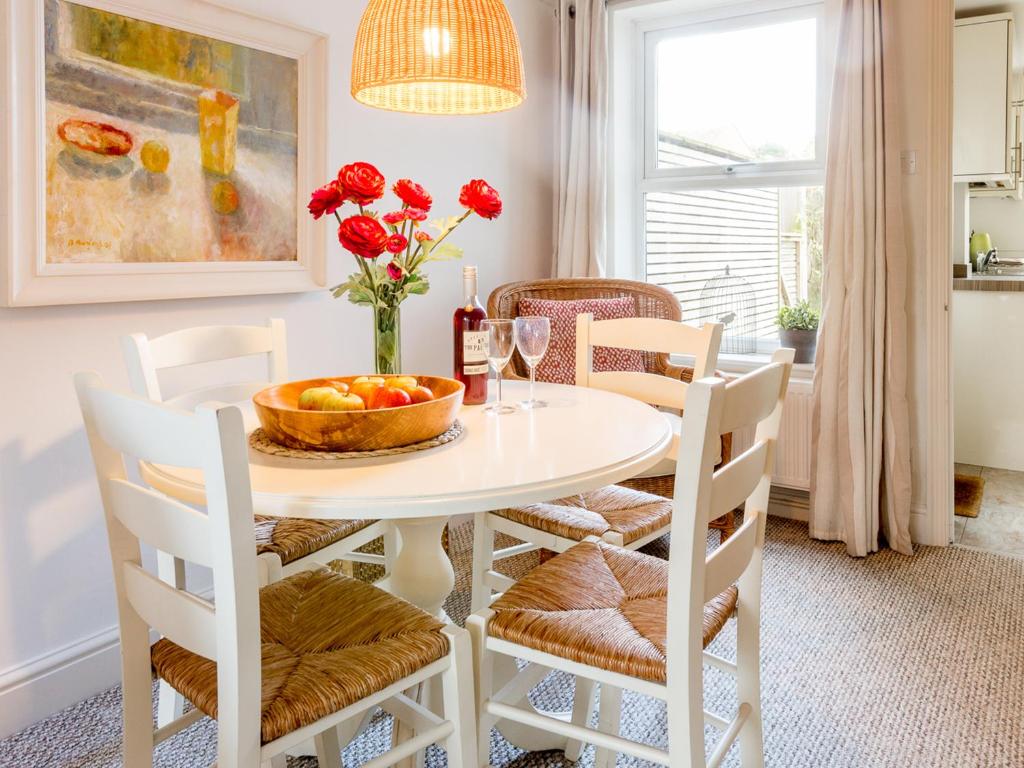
406 273 430 295
424 242 464 262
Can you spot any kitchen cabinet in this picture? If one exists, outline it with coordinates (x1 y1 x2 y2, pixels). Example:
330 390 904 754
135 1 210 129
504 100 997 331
954 14 1017 189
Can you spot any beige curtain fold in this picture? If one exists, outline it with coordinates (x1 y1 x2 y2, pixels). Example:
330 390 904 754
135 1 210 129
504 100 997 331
553 0 608 278
810 0 914 557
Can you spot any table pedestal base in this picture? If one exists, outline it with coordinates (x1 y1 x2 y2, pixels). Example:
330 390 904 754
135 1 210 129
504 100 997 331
390 517 455 618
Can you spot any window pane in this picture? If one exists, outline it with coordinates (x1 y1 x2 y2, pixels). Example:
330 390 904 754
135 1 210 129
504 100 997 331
645 186 822 353
656 17 818 170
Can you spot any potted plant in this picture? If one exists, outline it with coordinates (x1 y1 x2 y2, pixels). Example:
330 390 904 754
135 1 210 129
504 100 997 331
308 162 502 375
777 300 819 364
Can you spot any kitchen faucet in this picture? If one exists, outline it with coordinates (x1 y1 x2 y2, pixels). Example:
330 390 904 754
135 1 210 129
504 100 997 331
978 248 999 273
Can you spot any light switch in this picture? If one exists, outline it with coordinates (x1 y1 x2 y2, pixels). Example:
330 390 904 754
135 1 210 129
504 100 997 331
901 150 918 175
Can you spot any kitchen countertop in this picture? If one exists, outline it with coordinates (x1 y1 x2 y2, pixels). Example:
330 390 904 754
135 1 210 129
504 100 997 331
953 274 1024 292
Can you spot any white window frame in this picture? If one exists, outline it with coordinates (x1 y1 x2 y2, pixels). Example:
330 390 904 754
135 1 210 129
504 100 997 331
609 0 829 370
639 1 828 189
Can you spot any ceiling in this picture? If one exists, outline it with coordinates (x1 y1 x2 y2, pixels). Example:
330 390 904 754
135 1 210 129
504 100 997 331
956 0 1024 66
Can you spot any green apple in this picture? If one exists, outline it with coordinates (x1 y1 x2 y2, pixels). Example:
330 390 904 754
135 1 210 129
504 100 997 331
297 386 338 411
322 392 366 411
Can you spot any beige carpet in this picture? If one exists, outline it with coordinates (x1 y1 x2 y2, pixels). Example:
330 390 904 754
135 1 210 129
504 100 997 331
2 517 1024 767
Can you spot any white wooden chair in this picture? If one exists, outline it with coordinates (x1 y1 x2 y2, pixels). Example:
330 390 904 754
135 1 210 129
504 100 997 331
469 315 723 612
74 372 475 768
122 319 395 727
468 348 793 768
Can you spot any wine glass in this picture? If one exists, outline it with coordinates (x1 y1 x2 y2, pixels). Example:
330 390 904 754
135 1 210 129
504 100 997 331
514 315 550 409
481 319 517 415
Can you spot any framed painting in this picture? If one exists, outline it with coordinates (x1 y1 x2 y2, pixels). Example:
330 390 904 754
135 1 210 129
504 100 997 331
1 0 327 306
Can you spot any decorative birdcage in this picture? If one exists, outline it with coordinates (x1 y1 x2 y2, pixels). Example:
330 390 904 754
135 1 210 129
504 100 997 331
699 265 757 355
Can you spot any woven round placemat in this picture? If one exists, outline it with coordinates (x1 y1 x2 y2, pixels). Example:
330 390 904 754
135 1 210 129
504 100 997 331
248 420 464 460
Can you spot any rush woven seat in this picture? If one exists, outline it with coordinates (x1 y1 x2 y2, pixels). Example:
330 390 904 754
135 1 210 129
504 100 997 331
487 540 738 684
151 567 448 744
492 485 673 545
253 515 376 566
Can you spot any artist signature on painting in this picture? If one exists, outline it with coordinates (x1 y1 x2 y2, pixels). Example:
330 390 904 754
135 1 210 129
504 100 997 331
66 238 113 249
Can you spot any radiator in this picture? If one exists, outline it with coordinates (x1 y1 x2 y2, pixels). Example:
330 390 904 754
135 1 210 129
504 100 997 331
731 382 813 490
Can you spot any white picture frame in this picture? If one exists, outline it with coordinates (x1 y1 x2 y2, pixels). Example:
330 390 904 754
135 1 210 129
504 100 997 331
0 0 327 306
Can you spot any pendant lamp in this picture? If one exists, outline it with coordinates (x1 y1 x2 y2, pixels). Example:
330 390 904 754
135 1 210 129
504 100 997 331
351 0 526 115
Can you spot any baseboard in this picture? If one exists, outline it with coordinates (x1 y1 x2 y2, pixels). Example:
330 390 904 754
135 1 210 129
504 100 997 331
768 485 810 522
0 583 214 739
0 625 123 739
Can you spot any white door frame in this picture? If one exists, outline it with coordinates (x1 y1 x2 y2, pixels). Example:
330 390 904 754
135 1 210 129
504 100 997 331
922 0 955 547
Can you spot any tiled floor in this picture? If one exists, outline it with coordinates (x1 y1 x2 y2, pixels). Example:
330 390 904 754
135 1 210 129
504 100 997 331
955 463 1024 556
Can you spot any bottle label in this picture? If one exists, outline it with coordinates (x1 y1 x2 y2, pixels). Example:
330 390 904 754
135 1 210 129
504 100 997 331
463 330 489 375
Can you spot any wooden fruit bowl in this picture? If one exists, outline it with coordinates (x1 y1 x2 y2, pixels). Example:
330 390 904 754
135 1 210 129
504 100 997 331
253 375 465 452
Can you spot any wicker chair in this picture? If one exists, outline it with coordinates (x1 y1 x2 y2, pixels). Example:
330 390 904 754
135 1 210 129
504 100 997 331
487 278 735 537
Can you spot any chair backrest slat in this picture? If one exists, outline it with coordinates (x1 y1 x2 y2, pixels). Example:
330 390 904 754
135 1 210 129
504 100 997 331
706 439 772 525
703 516 759 601
164 381 270 412
586 370 692 410
122 318 287 404
717 362 788 437
575 313 723 410
122 563 218 658
87 385 206 469
108 479 213 568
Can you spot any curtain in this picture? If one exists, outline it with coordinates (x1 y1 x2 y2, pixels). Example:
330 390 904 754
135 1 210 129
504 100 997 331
553 0 608 278
809 0 914 557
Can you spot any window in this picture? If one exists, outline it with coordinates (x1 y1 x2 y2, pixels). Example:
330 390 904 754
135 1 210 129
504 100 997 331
613 2 828 357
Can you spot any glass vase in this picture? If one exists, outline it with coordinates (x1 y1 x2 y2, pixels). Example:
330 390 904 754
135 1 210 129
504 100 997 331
373 305 401 375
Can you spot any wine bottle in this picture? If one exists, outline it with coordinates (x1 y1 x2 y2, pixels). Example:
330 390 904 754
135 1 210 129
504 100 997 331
454 265 488 405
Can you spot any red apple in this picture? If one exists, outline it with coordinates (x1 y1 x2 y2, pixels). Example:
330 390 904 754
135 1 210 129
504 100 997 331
407 385 435 404
368 386 413 410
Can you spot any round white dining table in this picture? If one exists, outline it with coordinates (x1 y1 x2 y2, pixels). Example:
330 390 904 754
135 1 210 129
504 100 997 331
141 380 673 617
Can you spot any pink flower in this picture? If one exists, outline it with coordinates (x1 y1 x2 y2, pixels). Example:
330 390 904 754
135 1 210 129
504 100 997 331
385 233 408 254
414 231 433 243
405 208 429 222
387 261 404 281
382 211 407 225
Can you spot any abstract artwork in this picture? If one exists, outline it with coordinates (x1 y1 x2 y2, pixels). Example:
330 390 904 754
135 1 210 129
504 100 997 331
44 0 298 264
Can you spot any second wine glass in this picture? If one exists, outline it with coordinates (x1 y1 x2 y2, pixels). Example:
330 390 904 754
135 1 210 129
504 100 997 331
514 315 550 409
481 319 517 415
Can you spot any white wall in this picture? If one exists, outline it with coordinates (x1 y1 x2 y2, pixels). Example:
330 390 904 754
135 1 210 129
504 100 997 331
890 0 943 527
0 0 557 736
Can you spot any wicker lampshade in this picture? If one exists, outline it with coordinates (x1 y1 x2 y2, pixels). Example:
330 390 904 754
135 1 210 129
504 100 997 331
351 0 526 115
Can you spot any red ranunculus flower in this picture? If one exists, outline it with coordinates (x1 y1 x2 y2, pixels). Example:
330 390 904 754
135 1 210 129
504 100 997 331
385 233 408 254
308 181 344 220
415 231 433 243
460 179 502 219
337 162 385 206
393 179 433 212
338 214 389 259
382 211 407 226
386 261 404 281
405 207 429 222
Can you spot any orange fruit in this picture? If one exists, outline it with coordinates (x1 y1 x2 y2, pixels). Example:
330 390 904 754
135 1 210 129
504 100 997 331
140 140 170 173
211 180 239 215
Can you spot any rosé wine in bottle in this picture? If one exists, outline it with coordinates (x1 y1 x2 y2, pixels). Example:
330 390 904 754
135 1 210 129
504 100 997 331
454 266 488 405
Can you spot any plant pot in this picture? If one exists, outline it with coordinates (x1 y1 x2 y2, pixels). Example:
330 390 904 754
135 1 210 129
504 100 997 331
779 328 817 364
